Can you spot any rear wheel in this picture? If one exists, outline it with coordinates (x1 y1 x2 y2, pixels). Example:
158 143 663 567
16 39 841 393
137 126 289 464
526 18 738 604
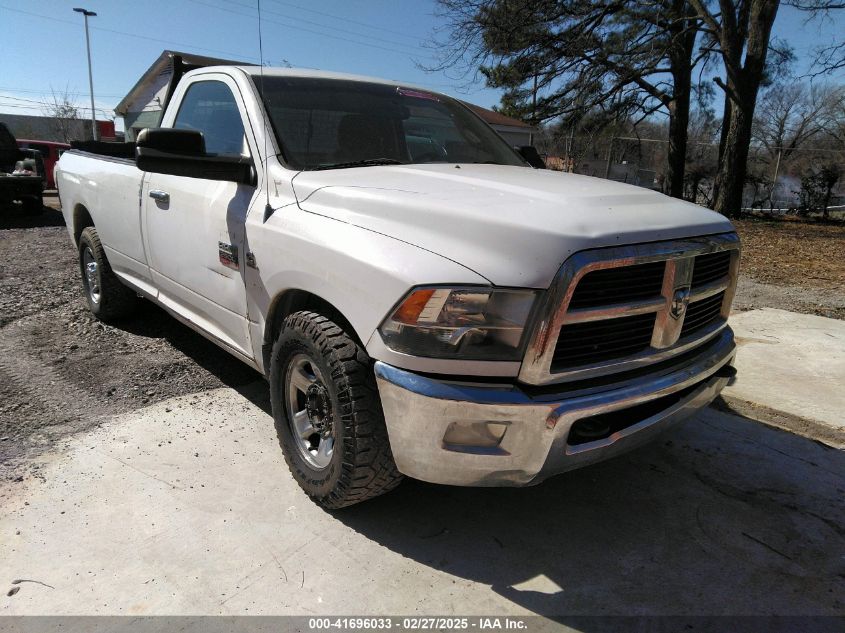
78 226 138 321
269 311 402 508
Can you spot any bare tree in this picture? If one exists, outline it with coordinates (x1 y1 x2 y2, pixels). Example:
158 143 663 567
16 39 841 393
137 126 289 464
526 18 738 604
787 1 845 75
684 108 720 203
430 0 705 199
42 87 81 143
797 162 842 217
752 82 844 174
687 0 782 217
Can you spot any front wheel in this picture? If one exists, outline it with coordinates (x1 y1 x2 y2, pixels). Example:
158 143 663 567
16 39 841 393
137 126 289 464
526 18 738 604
269 311 402 508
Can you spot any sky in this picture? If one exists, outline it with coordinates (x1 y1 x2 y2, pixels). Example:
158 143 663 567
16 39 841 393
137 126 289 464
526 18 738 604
1 0 843 132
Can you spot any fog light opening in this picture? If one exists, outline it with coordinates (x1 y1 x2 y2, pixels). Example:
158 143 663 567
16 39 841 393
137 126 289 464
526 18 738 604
442 421 508 452
568 418 612 444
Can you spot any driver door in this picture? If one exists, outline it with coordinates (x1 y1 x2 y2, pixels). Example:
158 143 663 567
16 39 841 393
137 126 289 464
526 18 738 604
143 75 258 359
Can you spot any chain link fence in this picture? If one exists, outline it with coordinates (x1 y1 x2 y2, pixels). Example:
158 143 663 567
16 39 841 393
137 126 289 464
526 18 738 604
538 134 845 219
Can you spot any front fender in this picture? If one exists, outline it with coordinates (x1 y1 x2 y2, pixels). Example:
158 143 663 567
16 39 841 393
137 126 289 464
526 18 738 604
245 207 488 372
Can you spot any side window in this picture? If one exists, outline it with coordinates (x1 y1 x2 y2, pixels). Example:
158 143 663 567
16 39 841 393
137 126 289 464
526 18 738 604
173 80 247 155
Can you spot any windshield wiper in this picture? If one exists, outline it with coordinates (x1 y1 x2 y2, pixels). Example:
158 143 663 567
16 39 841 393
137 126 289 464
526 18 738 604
312 158 405 170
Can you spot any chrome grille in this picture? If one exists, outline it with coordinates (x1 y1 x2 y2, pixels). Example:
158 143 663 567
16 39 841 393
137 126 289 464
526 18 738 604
681 291 726 338
553 313 656 369
519 233 741 386
569 261 666 309
691 251 731 288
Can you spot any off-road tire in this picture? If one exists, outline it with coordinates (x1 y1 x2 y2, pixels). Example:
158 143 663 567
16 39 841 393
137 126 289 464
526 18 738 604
78 226 138 321
270 311 403 508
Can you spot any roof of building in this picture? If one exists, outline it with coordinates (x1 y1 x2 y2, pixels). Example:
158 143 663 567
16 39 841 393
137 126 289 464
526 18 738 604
461 102 534 130
115 50 249 115
116 52 535 131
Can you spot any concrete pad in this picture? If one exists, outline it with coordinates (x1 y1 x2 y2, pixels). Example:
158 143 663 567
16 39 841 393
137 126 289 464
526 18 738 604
1 386 843 616
724 308 845 447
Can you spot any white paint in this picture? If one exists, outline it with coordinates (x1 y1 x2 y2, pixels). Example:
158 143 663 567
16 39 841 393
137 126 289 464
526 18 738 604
55 66 733 379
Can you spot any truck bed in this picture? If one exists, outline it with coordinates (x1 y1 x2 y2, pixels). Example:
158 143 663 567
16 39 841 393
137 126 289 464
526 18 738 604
56 149 151 294
69 140 136 161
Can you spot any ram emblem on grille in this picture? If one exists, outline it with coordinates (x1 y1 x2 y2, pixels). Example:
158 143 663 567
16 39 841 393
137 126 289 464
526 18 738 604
670 287 691 320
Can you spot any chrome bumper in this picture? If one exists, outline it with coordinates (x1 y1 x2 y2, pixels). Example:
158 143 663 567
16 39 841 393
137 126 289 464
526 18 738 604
374 328 736 487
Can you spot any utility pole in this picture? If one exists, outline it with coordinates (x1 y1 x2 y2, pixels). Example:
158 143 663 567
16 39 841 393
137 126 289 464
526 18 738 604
529 69 538 146
769 149 782 210
604 136 615 179
73 7 98 141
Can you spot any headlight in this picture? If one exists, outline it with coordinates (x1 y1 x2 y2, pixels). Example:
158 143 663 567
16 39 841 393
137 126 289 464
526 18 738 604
379 287 538 360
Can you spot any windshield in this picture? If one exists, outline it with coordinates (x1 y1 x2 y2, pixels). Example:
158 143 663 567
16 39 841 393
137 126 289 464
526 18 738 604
251 76 527 171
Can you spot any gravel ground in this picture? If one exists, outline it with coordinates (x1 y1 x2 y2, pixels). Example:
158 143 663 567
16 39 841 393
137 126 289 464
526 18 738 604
0 196 260 483
1 198 841 482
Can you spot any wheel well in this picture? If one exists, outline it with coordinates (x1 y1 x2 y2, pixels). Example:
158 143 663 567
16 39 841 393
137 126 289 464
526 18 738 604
72 204 94 245
262 289 363 374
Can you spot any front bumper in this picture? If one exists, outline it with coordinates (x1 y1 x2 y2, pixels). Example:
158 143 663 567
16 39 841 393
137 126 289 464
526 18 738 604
374 328 736 487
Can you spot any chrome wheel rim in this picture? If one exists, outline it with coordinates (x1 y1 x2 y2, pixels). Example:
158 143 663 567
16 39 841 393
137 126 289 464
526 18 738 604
284 354 335 470
82 247 101 304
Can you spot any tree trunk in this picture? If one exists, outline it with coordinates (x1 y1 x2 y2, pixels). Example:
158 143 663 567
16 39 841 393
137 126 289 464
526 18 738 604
822 185 833 219
713 93 755 217
713 0 780 218
664 0 697 200
689 174 702 203
666 75 691 199
712 91 733 207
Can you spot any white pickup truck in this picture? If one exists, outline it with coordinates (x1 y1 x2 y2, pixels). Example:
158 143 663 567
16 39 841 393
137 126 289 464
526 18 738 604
56 65 740 508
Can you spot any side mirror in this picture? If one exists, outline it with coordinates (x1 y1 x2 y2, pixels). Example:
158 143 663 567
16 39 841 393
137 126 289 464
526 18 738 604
515 145 546 169
136 128 255 185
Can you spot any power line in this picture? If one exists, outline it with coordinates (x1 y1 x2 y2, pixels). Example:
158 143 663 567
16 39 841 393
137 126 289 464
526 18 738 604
1 4 477 105
266 0 428 40
0 102 115 117
184 0 436 61
0 94 58 106
0 93 115 115
0 5 264 62
0 86 124 99
0 93 115 112
4 2 437 69
218 0 429 52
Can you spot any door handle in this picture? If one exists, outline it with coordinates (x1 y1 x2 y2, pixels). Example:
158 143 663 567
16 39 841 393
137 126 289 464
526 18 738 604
149 190 170 203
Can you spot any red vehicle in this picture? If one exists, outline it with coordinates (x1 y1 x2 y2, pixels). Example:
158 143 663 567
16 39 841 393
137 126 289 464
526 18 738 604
16 139 70 189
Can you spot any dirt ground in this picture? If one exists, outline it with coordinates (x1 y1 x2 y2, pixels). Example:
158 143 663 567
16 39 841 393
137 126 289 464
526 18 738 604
0 196 259 484
731 218 845 320
0 198 842 483
733 218 844 289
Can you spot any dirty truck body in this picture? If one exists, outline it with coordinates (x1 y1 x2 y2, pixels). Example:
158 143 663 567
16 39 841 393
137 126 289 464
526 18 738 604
56 66 740 508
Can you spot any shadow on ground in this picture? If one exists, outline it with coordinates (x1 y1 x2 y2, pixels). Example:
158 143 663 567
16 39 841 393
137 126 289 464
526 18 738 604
115 300 264 395
98 301 845 618
0 203 66 230
329 411 845 619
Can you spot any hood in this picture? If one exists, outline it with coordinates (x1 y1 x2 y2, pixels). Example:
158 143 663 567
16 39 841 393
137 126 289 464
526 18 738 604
292 164 735 288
